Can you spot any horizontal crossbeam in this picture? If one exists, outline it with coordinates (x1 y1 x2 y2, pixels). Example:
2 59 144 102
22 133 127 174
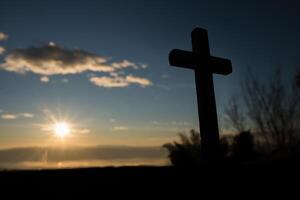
169 49 232 75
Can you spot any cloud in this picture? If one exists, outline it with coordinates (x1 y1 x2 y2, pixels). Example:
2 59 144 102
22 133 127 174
61 78 69 83
0 43 153 89
73 128 91 134
40 76 50 83
1 114 17 120
0 32 8 41
0 44 148 76
19 113 34 118
151 120 159 125
0 44 115 75
1 112 35 120
111 60 139 70
90 76 129 88
90 74 152 88
140 63 148 69
171 121 190 126
126 75 152 87
0 33 8 56
113 126 129 131
0 46 5 55
48 41 55 46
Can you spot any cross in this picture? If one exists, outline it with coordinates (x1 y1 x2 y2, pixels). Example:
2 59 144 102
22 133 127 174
169 28 232 162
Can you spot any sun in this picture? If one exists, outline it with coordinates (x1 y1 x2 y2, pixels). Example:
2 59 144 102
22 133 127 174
53 122 70 139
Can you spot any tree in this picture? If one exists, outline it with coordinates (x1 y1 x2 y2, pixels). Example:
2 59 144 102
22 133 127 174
242 69 300 151
224 96 247 133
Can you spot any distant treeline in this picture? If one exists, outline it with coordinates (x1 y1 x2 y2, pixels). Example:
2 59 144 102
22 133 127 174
0 146 166 163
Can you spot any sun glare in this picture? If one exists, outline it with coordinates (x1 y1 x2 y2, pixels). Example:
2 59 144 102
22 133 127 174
53 122 70 139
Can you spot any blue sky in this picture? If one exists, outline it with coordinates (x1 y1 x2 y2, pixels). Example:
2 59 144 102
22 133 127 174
0 0 299 149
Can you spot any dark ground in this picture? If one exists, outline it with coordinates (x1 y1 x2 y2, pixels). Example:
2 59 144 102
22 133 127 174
0 164 299 198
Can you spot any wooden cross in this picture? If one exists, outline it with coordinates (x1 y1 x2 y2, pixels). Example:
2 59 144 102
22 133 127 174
169 28 232 162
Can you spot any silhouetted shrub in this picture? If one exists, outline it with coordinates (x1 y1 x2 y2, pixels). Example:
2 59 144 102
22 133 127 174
220 137 229 159
163 130 232 166
232 131 254 162
163 130 201 167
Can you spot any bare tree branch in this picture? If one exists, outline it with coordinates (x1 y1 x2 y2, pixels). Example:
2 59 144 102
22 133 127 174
242 68 300 151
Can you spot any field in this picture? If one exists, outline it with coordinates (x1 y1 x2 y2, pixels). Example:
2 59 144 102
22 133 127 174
1 164 299 198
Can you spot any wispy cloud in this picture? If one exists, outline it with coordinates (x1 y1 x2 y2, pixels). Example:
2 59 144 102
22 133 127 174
151 120 190 126
151 120 159 125
19 113 34 118
61 78 69 83
40 76 50 83
111 60 139 70
126 75 152 87
90 76 129 88
90 74 152 88
0 32 8 41
1 114 17 120
140 63 148 69
0 46 5 55
73 128 91 134
171 121 190 126
0 32 7 55
0 112 35 120
113 126 129 131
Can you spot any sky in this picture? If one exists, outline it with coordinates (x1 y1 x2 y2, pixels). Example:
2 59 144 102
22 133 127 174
0 0 299 168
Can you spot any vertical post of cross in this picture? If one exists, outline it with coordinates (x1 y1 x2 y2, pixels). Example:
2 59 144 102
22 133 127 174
192 28 220 162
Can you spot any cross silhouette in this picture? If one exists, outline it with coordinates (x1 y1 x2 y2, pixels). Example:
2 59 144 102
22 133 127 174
169 28 232 162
